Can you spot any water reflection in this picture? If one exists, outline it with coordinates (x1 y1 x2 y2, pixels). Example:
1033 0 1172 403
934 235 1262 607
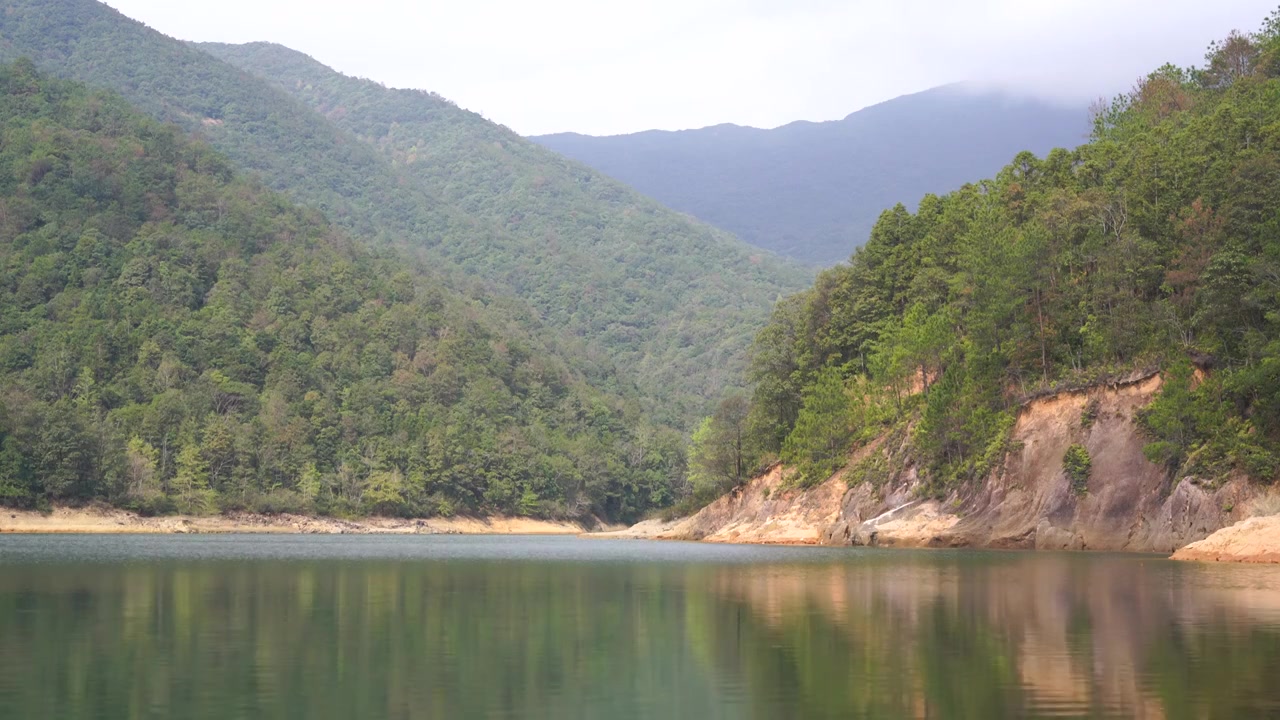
705 554 1280 719
0 538 1277 719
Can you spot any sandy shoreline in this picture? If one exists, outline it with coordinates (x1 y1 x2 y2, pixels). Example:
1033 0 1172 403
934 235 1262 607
6 505 1277 563
597 513 1280 563
0 506 597 535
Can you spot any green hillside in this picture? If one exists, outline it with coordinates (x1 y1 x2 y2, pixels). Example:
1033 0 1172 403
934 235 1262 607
0 0 812 427
197 41 814 423
688 15 1280 500
0 62 683 520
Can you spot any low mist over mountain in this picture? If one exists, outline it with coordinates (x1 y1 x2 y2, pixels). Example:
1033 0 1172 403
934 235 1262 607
535 87 1089 265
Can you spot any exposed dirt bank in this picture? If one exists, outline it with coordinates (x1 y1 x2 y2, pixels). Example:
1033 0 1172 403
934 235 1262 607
605 465 847 544
1172 516 1280 563
633 371 1258 553
0 506 592 535
589 517 690 540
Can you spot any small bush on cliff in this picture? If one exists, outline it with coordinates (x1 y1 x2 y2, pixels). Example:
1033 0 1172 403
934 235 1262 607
1063 444 1092 495
1081 399 1101 430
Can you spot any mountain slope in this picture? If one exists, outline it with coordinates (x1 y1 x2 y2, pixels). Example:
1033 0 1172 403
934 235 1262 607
0 61 681 520
534 87 1089 264
0 0 812 427
196 41 815 422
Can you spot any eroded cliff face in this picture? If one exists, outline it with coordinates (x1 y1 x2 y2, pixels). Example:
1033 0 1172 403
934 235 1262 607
664 465 846 544
656 373 1255 552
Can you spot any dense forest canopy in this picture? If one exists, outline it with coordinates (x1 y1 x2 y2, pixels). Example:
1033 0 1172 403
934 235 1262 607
0 0 813 431
0 62 684 521
534 87 1087 265
688 12 1280 503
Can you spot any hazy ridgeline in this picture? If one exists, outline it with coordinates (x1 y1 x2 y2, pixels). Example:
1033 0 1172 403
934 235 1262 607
535 87 1088 265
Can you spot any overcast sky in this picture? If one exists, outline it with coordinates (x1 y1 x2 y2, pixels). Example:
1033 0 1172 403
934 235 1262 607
102 0 1277 136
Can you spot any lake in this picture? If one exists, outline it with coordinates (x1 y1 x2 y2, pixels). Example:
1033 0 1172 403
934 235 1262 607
1 535 1278 719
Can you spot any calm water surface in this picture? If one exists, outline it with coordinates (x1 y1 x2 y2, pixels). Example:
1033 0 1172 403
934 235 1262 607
1 535 1279 719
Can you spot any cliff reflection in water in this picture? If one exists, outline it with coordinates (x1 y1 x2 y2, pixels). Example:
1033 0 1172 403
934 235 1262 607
703 554 1280 718
0 538 1278 719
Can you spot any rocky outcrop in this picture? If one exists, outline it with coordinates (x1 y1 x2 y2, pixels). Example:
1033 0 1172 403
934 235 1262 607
647 372 1256 553
1172 516 1280 563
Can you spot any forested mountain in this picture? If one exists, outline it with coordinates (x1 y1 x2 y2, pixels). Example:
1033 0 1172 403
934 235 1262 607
687 14 1280 504
197 41 813 423
535 87 1088 265
0 62 683 520
0 0 812 427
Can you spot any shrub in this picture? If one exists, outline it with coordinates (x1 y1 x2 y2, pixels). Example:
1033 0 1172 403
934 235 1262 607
1081 398 1101 430
1063 444 1092 495
123 493 176 517
244 489 313 516
844 452 889 487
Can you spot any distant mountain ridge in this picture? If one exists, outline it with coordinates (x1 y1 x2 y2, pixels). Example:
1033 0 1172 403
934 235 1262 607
534 86 1090 264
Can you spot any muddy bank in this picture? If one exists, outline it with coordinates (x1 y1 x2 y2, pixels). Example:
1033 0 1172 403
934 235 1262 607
1172 516 1280 564
641 372 1259 553
0 505 593 535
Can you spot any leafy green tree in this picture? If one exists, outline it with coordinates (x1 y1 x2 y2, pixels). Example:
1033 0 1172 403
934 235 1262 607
171 439 215 515
687 396 753 500
782 367 855 488
123 437 162 501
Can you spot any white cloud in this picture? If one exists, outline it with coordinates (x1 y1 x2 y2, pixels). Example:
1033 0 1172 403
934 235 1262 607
102 0 1278 135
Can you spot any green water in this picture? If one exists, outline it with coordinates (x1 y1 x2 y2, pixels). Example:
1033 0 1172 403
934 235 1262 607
1 536 1278 719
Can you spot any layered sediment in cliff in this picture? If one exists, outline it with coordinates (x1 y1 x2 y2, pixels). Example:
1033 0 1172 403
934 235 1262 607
648 372 1258 553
